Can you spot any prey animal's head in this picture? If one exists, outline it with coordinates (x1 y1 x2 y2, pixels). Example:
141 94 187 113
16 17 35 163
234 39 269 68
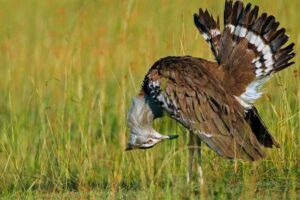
126 92 178 150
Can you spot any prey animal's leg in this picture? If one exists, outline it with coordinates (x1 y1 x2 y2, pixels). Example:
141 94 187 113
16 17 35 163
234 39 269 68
187 133 196 183
195 135 204 185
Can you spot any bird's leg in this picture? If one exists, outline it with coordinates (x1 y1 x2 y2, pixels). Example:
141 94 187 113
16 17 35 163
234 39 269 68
195 135 204 185
187 133 195 183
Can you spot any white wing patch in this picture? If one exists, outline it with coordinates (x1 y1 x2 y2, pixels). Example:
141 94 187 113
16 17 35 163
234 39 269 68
238 77 269 108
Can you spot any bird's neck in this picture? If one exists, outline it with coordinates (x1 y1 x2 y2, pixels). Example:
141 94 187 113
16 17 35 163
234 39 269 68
127 94 163 129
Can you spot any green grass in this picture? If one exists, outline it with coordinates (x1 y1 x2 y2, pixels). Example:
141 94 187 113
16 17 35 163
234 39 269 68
0 0 299 199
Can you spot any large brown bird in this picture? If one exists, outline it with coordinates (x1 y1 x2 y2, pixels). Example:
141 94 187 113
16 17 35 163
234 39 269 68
126 0 295 183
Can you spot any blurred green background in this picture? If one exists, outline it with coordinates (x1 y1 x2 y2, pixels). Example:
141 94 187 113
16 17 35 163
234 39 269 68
0 0 299 199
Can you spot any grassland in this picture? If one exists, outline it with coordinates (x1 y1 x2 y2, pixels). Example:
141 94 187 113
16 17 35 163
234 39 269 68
0 0 299 199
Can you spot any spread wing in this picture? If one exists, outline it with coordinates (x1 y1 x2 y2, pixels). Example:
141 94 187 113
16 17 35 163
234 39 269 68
143 57 266 160
194 0 295 108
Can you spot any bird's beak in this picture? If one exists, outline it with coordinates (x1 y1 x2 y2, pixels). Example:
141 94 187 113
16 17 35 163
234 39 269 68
164 134 179 140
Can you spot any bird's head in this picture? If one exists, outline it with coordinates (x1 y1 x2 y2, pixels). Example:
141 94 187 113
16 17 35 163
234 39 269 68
125 92 178 150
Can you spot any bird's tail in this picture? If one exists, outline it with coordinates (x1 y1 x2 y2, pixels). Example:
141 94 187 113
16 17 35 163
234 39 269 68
245 106 279 148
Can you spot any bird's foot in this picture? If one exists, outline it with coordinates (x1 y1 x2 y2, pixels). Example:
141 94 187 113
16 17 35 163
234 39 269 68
197 165 204 185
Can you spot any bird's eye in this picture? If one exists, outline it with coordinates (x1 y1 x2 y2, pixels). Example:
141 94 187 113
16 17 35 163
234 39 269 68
146 139 153 144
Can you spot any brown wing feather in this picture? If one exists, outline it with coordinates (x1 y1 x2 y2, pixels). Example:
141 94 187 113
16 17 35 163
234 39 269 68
221 36 256 95
144 56 265 161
